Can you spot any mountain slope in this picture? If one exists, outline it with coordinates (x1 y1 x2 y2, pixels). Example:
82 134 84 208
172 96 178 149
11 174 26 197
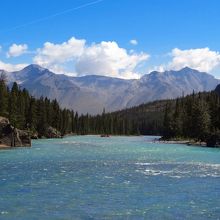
3 65 220 114
125 67 219 107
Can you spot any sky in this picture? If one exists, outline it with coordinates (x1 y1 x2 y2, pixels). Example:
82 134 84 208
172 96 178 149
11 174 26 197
1 0 220 78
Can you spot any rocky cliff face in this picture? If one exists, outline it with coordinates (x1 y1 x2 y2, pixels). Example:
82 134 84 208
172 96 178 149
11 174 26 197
0 117 31 148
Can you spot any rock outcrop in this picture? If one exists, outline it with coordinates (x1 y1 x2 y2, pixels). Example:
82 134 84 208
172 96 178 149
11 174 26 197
0 117 31 148
44 126 62 138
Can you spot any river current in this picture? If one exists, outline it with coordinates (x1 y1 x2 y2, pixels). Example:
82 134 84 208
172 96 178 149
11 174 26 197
0 136 219 219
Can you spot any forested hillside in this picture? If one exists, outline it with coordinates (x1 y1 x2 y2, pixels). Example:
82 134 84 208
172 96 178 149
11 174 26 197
163 90 220 146
0 73 166 137
0 72 220 146
2 64 219 114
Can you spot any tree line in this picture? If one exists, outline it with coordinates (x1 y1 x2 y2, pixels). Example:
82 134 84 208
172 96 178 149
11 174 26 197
0 75 164 137
1 73 219 146
163 91 220 146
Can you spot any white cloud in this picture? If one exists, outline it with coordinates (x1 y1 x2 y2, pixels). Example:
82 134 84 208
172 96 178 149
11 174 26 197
34 37 85 67
3 42 220 78
169 48 220 72
0 60 27 72
151 48 220 74
33 37 149 79
130 39 138 46
75 41 148 78
7 43 28 57
149 65 166 73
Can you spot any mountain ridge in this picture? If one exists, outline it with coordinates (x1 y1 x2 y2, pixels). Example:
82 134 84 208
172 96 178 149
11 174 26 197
3 64 220 114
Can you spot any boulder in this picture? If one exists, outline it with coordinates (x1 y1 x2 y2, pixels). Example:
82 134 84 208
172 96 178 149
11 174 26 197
45 126 62 138
29 130 38 139
0 116 31 148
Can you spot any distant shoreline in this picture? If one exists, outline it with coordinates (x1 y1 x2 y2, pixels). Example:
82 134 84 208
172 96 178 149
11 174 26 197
159 140 207 147
156 138 220 148
0 144 11 149
0 144 31 150
1 135 219 150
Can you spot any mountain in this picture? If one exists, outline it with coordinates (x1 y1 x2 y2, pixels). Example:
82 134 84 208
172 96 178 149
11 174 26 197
2 65 220 114
126 67 219 107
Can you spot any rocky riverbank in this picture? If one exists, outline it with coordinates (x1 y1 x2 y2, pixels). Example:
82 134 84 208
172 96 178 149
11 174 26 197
0 117 31 149
157 137 220 148
0 116 65 149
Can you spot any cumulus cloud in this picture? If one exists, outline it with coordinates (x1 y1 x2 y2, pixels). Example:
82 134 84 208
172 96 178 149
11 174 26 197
169 48 220 72
130 39 138 46
151 48 220 74
7 43 28 57
33 37 149 79
34 37 85 66
75 41 148 78
0 60 27 72
3 42 220 77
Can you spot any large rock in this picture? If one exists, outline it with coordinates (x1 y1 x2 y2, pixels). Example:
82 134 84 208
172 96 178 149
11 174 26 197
44 126 62 138
0 117 10 132
0 116 31 148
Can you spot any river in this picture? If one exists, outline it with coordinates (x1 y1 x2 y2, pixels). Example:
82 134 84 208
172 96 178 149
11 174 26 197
0 136 219 219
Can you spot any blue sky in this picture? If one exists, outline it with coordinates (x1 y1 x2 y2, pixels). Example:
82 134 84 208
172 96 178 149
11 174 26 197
1 0 220 78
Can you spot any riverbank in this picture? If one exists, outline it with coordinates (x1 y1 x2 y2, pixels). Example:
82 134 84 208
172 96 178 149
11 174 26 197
156 138 220 148
0 117 31 148
0 144 32 150
0 144 11 149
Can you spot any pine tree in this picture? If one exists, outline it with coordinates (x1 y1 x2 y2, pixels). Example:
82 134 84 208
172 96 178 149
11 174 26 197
163 103 174 138
0 73 8 117
26 97 36 130
8 82 19 126
74 112 79 134
172 99 182 137
191 100 211 141
36 97 47 137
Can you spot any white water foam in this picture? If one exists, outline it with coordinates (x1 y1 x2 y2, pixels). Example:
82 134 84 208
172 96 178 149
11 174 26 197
135 161 220 178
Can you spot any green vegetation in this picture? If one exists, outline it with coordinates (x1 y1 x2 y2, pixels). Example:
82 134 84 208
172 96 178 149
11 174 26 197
0 74 165 137
162 91 220 147
0 75 74 137
0 72 220 147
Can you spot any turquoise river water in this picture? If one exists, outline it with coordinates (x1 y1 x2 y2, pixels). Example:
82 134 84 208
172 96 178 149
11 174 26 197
0 135 219 219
